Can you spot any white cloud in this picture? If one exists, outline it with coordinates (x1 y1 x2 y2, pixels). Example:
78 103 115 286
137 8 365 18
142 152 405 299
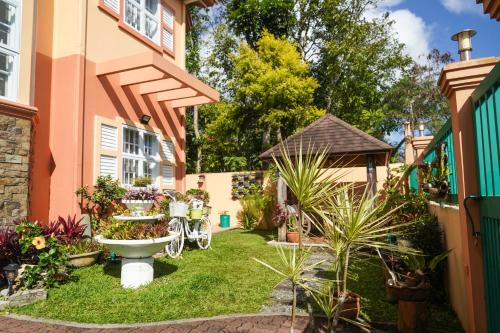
365 3 431 63
389 9 431 62
440 0 482 14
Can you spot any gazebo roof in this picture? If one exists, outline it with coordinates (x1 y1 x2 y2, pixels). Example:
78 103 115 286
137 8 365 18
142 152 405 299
259 114 392 160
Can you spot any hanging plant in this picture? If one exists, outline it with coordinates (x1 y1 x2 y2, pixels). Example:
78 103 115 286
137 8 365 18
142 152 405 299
421 143 450 199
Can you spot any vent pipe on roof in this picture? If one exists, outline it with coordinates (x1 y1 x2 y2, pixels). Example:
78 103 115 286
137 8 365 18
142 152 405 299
451 29 477 61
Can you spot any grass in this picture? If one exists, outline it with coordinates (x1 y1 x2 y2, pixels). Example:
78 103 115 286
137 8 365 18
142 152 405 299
10 229 284 324
349 257 464 332
8 230 464 331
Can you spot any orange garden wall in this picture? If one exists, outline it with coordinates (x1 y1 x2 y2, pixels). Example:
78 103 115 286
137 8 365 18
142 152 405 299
428 202 468 330
186 164 400 230
30 0 190 223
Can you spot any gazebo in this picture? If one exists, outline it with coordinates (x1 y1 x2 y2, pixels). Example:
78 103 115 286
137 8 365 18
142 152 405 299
260 114 393 240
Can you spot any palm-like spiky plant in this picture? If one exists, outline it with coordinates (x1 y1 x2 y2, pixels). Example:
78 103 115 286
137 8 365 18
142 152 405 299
316 184 414 327
272 141 346 248
254 246 324 332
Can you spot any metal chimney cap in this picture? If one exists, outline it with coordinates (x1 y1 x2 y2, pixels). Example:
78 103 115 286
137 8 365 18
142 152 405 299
451 29 477 41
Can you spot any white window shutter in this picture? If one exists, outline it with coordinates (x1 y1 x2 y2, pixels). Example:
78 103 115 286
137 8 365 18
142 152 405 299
162 165 174 185
100 124 118 150
162 6 174 29
162 140 174 161
100 155 117 178
104 0 120 14
162 29 173 50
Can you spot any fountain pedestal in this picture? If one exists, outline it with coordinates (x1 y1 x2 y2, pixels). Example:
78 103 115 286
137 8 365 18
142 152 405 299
121 257 154 288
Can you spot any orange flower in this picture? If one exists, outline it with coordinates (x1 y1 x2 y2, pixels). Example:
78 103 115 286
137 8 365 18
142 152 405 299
32 236 46 250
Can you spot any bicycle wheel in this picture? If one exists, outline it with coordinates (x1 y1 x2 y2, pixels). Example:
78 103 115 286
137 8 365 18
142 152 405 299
166 218 185 258
301 212 312 236
195 216 211 250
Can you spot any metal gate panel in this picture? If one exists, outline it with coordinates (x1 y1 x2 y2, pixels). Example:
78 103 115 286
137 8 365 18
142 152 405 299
472 62 500 333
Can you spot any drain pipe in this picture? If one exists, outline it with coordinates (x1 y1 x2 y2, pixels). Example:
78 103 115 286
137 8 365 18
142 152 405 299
463 195 483 240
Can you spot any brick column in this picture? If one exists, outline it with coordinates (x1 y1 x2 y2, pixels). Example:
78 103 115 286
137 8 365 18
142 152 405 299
438 57 500 333
0 100 37 226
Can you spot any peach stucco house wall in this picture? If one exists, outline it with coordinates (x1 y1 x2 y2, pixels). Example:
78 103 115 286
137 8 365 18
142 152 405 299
29 0 219 223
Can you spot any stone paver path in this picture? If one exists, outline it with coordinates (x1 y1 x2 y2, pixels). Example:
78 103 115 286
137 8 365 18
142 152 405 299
1 314 335 333
261 249 334 315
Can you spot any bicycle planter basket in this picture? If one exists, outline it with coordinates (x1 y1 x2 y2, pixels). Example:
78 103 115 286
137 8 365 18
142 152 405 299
169 201 189 217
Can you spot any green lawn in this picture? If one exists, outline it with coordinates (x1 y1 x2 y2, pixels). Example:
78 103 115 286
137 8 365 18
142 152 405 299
11 230 284 324
8 229 464 331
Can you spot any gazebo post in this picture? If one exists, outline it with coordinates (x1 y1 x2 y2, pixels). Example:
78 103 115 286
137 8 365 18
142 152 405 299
366 155 378 197
277 174 287 242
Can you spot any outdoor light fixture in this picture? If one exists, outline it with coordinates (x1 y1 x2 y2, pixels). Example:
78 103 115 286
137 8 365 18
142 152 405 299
3 263 19 296
451 29 477 61
198 175 205 183
140 115 151 125
418 122 425 136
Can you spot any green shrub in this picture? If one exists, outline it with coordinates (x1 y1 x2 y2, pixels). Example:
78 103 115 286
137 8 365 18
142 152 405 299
238 194 265 230
133 176 152 187
186 188 210 204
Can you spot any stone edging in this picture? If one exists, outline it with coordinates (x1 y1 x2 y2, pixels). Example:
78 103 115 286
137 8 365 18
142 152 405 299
267 240 328 248
3 312 303 329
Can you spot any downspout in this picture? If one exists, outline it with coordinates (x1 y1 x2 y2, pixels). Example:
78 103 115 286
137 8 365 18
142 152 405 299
29 0 38 106
79 0 89 211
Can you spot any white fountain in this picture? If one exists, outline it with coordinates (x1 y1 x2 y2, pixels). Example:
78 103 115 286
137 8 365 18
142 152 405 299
96 196 178 288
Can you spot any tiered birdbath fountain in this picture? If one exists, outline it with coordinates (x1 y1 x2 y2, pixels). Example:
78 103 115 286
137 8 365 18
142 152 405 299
96 188 178 288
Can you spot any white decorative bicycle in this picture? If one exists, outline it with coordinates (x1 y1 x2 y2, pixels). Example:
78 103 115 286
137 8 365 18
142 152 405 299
165 192 212 258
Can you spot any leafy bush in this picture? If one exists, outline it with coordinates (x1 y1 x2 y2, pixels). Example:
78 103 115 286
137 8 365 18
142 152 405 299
133 176 152 187
65 239 101 255
237 194 265 230
76 176 127 230
186 188 210 204
14 220 70 289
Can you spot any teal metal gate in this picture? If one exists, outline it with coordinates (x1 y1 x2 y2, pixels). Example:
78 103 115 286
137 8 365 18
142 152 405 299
471 62 500 333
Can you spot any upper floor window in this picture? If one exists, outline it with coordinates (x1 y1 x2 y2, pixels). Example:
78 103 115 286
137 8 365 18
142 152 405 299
124 0 160 45
100 0 174 55
0 0 20 100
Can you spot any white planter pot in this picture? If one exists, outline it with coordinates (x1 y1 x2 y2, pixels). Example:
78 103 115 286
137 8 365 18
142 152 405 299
169 202 189 218
113 214 165 223
94 234 178 259
122 200 154 216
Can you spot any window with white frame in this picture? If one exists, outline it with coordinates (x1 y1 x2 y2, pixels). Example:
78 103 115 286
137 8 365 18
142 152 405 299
121 126 160 185
0 0 20 100
124 0 160 45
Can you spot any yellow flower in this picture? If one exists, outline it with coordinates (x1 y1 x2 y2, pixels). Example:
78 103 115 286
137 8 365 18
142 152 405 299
32 236 46 250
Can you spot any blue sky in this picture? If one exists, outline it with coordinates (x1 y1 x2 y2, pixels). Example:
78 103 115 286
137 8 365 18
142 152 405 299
377 0 500 62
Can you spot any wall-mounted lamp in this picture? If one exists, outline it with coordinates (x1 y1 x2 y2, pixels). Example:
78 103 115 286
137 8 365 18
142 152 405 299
140 115 151 125
418 122 425 136
198 175 206 183
3 263 19 296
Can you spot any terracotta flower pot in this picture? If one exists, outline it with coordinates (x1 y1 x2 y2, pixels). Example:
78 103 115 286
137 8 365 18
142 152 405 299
68 251 101 268
286 231 299 243
336 292 361 320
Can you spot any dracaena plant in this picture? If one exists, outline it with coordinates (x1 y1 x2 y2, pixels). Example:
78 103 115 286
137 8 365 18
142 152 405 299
0 227 21 265
272 141 346 249
315 184 415 329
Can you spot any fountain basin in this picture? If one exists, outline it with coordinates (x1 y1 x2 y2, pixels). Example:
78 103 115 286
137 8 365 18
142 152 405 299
113 214 165 222
95 233 178 259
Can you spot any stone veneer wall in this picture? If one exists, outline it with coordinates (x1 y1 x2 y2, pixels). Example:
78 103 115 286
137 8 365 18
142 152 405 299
0 114 31 226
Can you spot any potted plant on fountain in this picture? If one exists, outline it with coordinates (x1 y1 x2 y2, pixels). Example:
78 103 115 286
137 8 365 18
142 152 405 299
121 188 160 218
95 209 178 288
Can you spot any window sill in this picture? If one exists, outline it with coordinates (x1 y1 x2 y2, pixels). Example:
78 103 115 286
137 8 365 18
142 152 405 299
98 3 119 20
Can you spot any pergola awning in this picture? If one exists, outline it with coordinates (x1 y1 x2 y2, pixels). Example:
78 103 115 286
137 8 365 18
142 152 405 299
96 52 219 110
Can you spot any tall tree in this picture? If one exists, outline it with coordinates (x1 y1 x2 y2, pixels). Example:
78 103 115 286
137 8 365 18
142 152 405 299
200 33 324 172
383 49 453 134
225 0 296 49
313 1 411 138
